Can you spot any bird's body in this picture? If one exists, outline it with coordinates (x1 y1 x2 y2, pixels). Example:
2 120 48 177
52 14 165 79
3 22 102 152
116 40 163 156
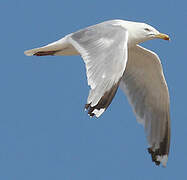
24 19 170 167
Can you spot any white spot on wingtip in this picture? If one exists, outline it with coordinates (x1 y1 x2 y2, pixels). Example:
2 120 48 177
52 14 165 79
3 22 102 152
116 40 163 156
156 155 168 167
93 108 105 117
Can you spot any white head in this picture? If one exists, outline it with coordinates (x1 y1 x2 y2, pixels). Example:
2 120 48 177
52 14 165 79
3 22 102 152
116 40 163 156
120 20 170 46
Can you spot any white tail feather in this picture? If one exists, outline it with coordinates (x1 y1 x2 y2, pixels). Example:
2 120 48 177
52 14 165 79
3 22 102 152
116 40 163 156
24 36 79 56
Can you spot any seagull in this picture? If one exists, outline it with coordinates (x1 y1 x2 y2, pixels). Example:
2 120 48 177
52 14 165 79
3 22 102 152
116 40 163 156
24 19 170 167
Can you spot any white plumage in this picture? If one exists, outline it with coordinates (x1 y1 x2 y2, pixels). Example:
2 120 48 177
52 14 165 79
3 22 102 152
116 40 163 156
24 19 170 167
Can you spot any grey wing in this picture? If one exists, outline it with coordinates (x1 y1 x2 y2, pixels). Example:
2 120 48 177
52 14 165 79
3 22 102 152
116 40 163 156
120 45 170 166
68 21 128 117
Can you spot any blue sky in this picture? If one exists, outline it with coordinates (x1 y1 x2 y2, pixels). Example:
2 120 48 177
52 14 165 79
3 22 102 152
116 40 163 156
1 0 186 179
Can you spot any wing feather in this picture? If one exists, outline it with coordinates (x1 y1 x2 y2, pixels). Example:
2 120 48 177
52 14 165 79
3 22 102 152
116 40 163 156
24 20 128 118
68 21 128 117
120 45 170 166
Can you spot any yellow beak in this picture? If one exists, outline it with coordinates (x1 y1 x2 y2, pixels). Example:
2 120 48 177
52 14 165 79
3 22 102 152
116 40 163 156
155 33 170 40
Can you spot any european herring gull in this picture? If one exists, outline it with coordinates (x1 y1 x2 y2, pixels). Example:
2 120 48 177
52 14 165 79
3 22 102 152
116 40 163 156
24 20 170 167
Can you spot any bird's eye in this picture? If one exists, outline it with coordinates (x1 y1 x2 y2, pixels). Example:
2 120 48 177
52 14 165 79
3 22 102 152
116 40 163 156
144 28 151 32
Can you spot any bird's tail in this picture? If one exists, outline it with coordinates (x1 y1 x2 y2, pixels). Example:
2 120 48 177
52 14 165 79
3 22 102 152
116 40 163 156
24 37 79 56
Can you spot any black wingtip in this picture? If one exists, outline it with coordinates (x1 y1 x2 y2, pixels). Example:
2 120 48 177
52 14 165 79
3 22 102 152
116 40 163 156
148 148 161 166
85 80 121 117
85 103 95 117
148 116 170 166
148 147 169 167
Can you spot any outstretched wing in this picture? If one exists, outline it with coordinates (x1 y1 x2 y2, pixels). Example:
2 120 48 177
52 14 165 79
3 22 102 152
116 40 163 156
120 45 170 166
24 20 128 118
68 21 128 117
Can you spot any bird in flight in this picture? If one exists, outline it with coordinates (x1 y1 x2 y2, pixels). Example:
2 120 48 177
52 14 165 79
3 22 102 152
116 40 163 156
24 19 170 167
